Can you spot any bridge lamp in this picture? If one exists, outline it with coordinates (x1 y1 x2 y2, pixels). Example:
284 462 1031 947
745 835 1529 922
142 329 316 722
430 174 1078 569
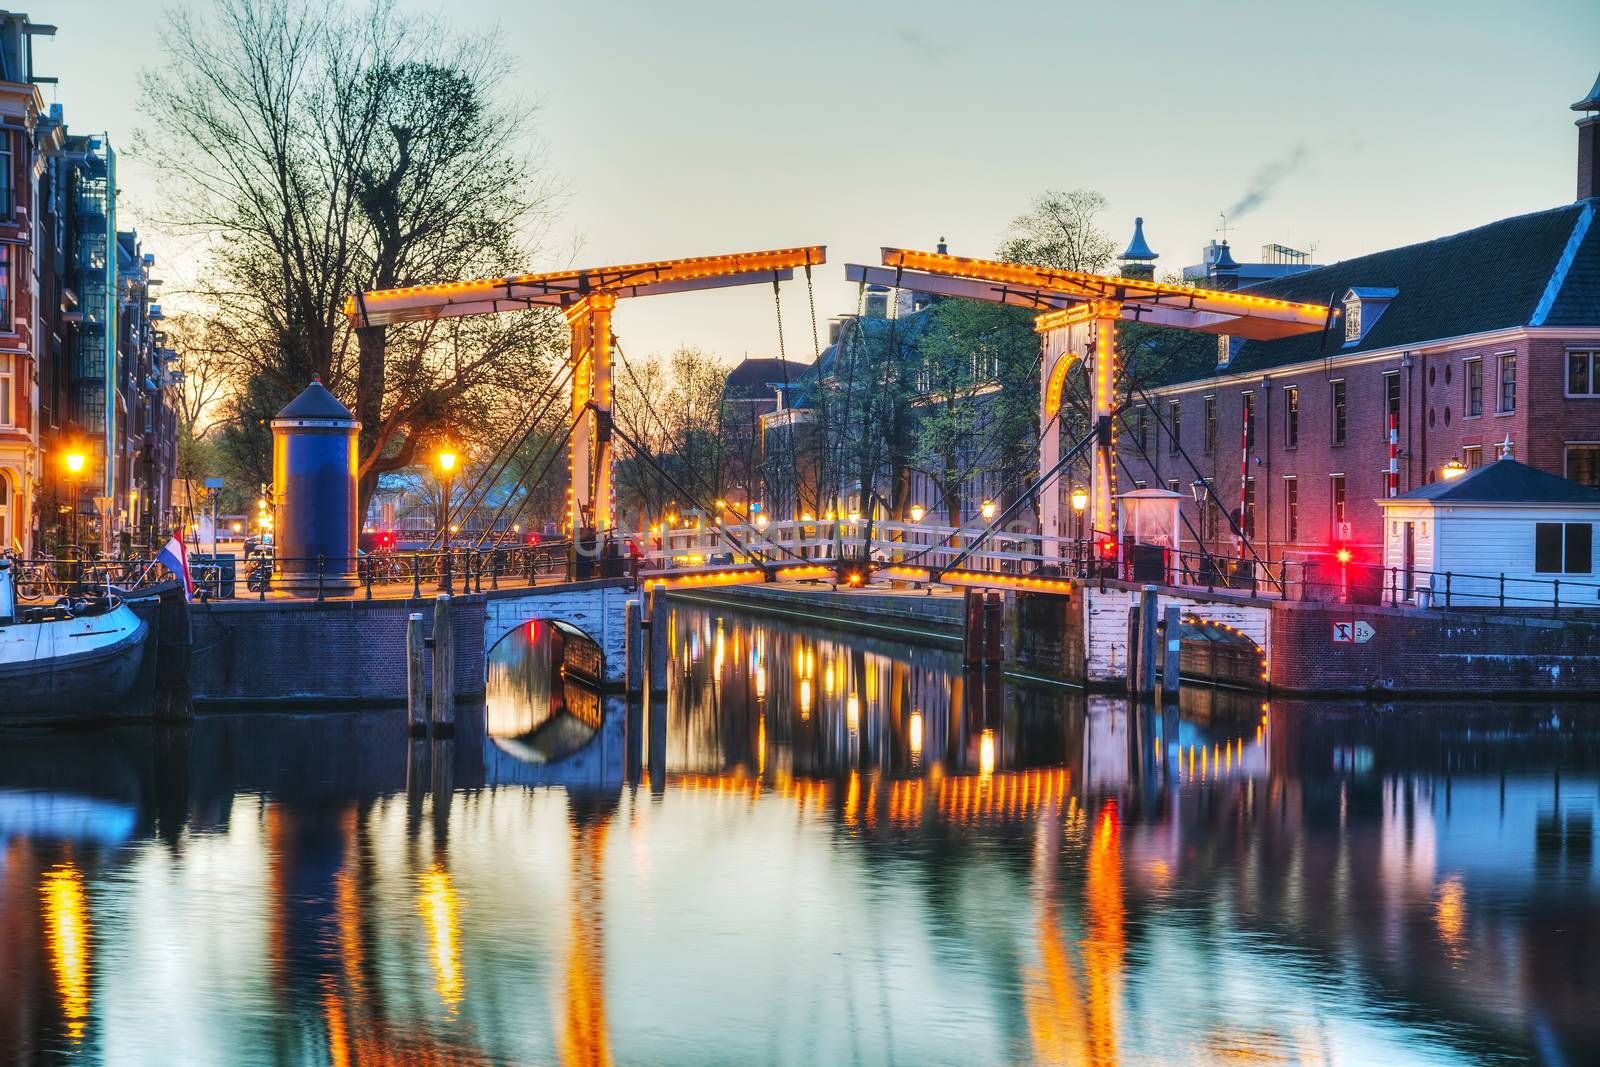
909 503 926 523
436 449 458 539
1070 487 1088 513
1441 459 1467 480
754 513 768 528
980 500 997 521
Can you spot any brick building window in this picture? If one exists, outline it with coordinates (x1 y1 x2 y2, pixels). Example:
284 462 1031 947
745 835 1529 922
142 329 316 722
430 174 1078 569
1497 353 1517 413
1168 400 1181 454
1284 476 1298 542
1242 392 1256 449
1167 479 1180 495
1330 380 1347 445
1203 395 1216 455
1384 372 1400 440
1568 349 1600 397
1330 474 1347 532
1567 443 1600 488
1465 358 1483 416
1535 522 1593 574
1464 444 1483 469
0 355 11 427
0 130 11 220
1284 386 1298 448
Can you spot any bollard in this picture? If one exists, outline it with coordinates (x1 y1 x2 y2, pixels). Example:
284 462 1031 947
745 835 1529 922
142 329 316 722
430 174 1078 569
406 611 428 736
647 586 670 695
1161 604 1182 703
626 599 644 695
1139 586 1159 699
412 554 422 600
316 555 326 602
431 594 455 735
364 556 374 600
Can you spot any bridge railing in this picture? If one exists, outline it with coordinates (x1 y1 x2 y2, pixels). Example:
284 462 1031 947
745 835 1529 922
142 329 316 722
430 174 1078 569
652 518 1072 574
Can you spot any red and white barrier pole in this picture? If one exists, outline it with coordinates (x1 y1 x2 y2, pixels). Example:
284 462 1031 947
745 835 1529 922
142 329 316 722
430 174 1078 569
1388 413 1399 498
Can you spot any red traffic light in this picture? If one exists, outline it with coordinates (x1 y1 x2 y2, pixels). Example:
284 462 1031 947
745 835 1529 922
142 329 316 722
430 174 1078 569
1098 538 1119 560
1336 548 1353 564
526 533 541 545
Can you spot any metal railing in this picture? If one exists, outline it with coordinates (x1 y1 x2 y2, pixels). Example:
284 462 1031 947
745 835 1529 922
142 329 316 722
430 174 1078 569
3 544 575 603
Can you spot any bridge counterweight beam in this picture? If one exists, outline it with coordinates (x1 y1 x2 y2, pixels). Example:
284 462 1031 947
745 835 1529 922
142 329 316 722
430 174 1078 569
1091 305 1120 542
567 293 617 536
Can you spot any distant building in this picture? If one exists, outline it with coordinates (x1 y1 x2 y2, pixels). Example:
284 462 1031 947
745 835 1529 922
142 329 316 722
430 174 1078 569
1182 240 1322 288
721 356 809 511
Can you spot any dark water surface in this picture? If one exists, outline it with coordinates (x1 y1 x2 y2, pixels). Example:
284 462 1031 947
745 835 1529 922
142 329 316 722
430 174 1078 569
0 599 1596 1065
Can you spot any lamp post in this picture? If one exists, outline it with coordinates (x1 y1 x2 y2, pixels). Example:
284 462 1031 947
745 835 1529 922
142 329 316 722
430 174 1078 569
64 451 86 553
436 449 458 544
1070 486 1088 566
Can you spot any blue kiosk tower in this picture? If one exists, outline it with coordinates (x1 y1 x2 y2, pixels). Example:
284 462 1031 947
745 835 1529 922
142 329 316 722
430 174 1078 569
271 379 359 595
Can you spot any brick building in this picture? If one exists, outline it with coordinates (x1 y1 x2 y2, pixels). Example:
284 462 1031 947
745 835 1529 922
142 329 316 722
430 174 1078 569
1122 74 1600 566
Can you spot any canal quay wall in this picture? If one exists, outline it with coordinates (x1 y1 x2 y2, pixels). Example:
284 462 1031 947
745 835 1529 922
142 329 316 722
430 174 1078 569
179 595 489 706
163 578 639 706
681 581 1600 698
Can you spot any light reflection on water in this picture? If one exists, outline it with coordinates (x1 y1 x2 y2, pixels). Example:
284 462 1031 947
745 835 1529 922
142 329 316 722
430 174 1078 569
0 599 1592 1064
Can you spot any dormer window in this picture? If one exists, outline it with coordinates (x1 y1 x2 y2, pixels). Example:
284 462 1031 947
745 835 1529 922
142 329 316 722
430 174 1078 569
1341 287 1399 346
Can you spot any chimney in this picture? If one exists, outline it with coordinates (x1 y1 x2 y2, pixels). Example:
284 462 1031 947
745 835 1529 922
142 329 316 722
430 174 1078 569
1210 241 1240 291
1575 71 1600 200
936 234 948 255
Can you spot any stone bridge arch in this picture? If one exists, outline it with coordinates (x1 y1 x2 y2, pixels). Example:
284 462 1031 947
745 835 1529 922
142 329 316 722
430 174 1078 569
1083 585 1272 685
481 579 638 685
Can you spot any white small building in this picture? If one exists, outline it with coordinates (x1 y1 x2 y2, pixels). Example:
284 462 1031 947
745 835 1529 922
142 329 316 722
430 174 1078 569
1378 456 1600 608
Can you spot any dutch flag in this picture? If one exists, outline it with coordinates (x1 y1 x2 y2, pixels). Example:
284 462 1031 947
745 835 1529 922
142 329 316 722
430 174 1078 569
157 532 196 602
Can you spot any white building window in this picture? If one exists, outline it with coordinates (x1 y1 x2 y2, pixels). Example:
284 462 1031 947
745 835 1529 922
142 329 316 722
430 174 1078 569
1566 349 1600 397
0 355 11 426
1343 297 1361 342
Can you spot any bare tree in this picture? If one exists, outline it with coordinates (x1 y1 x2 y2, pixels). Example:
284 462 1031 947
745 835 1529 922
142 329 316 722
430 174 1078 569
140 0 561 517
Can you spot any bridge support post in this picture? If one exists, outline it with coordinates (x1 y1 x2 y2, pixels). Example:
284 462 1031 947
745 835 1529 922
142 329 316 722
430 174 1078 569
431 594 455 735
406 611 427 736
1161 604 1182 703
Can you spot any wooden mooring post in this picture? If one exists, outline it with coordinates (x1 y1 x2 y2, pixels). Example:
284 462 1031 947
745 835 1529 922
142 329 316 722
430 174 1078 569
646 586 669 696
1138 585 1160 699
406 611 427 736
431 594 454 735
625 599 644 695
1161 604 1182 703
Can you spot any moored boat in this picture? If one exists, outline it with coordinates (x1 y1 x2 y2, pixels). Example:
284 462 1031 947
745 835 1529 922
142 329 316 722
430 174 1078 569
0 557 150 720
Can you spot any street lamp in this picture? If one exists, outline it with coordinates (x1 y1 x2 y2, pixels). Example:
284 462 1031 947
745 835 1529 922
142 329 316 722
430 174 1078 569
64 451 86 551
980 500 997 521
1441 459 1467 480
1070 485 1088 554
909 503 926 523
436 448 458 542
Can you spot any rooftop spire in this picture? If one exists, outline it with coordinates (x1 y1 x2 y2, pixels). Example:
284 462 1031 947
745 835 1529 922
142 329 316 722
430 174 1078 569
1119 217 1158 280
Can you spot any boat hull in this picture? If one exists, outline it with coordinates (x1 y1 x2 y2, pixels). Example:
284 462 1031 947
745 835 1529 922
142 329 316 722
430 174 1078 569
0 605 150 721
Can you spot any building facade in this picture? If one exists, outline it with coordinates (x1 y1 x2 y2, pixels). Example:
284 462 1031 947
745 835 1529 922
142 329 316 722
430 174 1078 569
0 10 180 557
1123 81 1600 567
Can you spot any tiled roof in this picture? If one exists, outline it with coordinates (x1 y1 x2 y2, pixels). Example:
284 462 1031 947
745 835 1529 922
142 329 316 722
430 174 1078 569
1180 199 1597 378
275 379 352 421
723 357 811 398
1390 457 1600 505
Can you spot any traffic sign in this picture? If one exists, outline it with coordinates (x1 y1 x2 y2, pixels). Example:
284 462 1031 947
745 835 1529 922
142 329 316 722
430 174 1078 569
1332 620 1376 644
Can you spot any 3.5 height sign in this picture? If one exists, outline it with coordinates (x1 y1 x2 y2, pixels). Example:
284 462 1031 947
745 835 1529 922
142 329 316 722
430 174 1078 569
1332 620 1376 644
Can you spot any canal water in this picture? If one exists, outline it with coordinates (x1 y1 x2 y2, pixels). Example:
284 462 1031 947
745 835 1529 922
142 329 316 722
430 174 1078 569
0 599 1596 1065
